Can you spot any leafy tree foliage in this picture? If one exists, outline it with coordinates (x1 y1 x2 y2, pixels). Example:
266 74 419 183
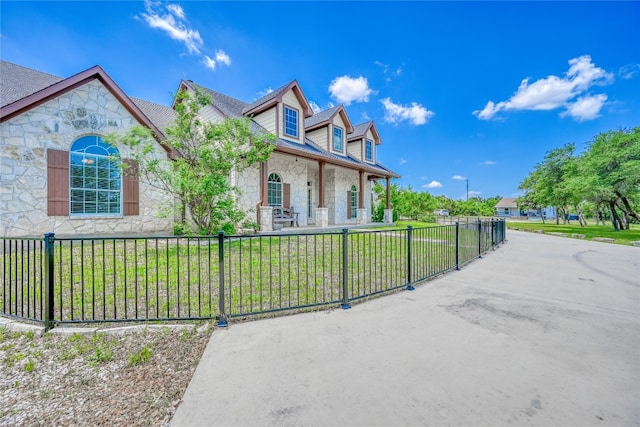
519 127 640 230
118 89 276 234
518 144 577 224
372 182 501 222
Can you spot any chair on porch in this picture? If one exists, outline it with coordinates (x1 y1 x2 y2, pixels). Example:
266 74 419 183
272 206 299 228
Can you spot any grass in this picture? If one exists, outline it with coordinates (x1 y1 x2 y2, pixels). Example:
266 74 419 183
127 345 153 366
506 221 640 246
1 223 500 323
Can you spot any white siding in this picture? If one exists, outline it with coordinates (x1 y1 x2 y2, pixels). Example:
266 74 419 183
253 107 277 134
198 104 225 125
347 138 362 160
280 91 304 143
306 128 328 151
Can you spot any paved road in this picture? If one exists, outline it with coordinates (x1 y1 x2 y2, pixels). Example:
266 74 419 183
171 230 640 427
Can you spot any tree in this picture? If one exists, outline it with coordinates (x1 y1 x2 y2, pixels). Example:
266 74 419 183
118 89 276 234
573 127 640 230
518 144 577 225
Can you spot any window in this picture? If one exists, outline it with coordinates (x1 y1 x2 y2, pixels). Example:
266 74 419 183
69 135 121 215
333 126 343 152
350 185 358 219
284 106 298 138
365 139 373 161
268 173 283 206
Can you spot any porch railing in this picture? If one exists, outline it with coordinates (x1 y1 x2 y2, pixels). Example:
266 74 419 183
1 220 506 330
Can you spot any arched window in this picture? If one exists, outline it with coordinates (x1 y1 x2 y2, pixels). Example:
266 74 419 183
268 173 282 207
350 185 358 219
69 135 121 215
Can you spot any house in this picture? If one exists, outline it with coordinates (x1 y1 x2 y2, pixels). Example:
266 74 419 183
0 61 177 237
494 198 522 217
170 80 399 231
0 61 399 237
494 197 556 219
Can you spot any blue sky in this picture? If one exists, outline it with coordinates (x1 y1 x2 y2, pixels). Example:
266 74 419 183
2 1 639 200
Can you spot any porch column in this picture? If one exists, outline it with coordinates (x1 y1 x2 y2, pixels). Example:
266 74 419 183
318 161 325 208
358 170 364 209
257 161 272 231
357 170 367 224
385 176 391 209
260 161 268 207
383 176 393 223
315 161 329 227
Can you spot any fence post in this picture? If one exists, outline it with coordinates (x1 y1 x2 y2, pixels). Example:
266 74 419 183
341 228 351 309
216 231 228 327
491 219 495 249
455 222 460 271
406 226 414 290
478 219 482 259
43 232 55 331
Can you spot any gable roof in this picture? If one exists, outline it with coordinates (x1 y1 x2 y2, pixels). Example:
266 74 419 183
304 104 354 134
348 121 382 145
131 97 177 131
241 80 313 118
0 60 176 157
495 197 518 208
183 79 399 178
1 61 63 108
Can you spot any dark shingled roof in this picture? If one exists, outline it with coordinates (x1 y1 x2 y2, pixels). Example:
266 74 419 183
304 105 342 128
1 60 63 108
131 97 176 131
350 122 371 139
186 79 399 177
241 80 293 115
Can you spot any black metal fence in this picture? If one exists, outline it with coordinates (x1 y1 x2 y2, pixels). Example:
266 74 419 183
1 220 506 329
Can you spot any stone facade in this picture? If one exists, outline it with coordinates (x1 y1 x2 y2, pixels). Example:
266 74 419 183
0 81 174 237
233 153 372 230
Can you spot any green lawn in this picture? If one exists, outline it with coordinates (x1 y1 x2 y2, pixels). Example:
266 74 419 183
3 228 488 324
506 221 640 246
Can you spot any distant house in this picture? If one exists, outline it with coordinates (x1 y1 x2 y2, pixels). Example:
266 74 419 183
494 197 556 219
494 198 524 217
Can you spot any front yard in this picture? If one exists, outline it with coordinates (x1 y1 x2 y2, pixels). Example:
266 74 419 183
506 221 640 246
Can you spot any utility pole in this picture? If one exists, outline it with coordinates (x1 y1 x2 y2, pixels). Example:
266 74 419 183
466 179 469 201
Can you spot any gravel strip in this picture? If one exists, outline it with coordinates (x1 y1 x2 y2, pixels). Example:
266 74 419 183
0 322 212 426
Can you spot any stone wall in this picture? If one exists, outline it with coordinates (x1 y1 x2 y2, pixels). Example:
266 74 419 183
0 81 174 237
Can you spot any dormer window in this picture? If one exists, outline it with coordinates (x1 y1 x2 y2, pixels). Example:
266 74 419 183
365 139 373 161
284 105 298 138
333 126 343 152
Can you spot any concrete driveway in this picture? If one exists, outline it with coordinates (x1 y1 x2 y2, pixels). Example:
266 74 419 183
171 230 640 427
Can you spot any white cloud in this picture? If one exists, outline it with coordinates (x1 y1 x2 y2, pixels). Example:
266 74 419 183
140 1 230 72
214 50 231 66
483 160 497 165
166 4 185 19
399 158 407 165
203 51 230 71
381 98 434 125
469 191 482 197
452 175 466 181
141 0 203 54
420 176 427 180
328 75 374 105
560 94 607 121
473 55 613 121
619 64 640 80
257 87 274 98
203 56 216 70
423 181 443 189
309 101 321 114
